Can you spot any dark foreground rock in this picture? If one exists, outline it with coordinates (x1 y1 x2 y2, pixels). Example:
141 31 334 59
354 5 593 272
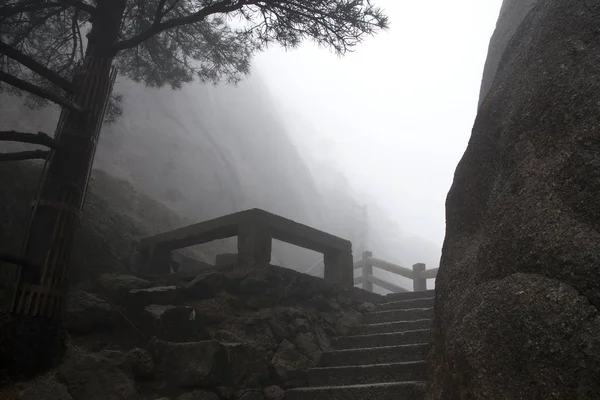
428 0 600 398
65 289 119 334
1 262 381 399
57 351 137 400
17 378 73 400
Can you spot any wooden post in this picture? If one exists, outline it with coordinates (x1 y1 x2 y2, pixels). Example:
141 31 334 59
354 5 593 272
237 222 272 267
362 251 373 292
412 263 426 291
324 249 353 289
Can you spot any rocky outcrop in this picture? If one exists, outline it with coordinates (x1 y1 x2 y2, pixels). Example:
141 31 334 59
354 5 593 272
428 1 600 398
2 262 381 399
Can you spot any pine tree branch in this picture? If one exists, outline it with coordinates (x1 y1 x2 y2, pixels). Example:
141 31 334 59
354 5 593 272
0 70 84 113
0 131 60 150
0 0 95 18
72 0 95 14
113 0 251 51
0 39 74 93
0 150 49 162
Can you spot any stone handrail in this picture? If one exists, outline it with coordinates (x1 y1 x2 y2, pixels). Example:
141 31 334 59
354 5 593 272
137 208 354 288
353 251 438 292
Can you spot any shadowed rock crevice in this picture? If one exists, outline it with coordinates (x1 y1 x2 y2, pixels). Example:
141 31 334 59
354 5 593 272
428 0 600 398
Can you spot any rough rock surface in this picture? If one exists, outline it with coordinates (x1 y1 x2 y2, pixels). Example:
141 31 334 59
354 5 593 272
57 351 137 400
98 273 152 297
262 385 284 400
17 378 73 400
64 289 119 334
124 347 154 379
269 339 313 388
177 390 220 400
2 263 381 399
428 1 600 398
149 339 227 388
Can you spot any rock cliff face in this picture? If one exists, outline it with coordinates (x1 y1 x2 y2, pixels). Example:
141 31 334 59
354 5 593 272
428 1 600 398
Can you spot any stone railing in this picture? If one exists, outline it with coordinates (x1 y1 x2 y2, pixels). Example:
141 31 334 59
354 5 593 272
353 251 437 293
138 208 354 288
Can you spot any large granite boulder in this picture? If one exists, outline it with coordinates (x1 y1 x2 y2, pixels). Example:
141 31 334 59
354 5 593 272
427 1 600 398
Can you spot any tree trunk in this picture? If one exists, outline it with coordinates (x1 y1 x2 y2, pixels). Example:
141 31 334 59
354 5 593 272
5 0 126 375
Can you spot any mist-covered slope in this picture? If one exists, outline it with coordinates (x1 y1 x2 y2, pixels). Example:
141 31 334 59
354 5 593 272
0 69 439 289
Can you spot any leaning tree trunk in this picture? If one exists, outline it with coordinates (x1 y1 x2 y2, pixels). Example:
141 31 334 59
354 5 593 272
6 0 126 375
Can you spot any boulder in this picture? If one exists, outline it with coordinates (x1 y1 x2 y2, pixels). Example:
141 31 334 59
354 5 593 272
294 333 322 364
140 305 208 341
262 385 284 400
428 0 600 398
212 329 244 344
230 316 277 351
18 379 73 400
177 390 220 400
290 318 310 334
308 295 339 312
64 289 118 334
269 339 313 387
57 351 136 400
127 286 179 309
237 276 270 296
223 342 269 388
236 390 265 400
149 339 227 388
334 309 363 336
124 347 154 379
184 272 231 300
97 273 151 297
312 325 331 352
216 386 236 400
355 301 376 314
267 318 292 342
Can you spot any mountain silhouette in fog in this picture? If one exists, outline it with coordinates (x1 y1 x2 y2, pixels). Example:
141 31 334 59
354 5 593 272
0 69 440 290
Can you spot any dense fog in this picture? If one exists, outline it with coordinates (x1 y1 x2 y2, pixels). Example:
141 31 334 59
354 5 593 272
0 0 504 293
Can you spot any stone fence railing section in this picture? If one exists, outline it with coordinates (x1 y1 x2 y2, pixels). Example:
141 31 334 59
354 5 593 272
353 251 438 293
138 208 437 294
138 208 354 288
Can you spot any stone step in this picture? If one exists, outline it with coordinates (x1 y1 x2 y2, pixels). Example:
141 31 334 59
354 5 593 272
333 329 430 350
308 360 428 386
385 290 435 303
321 343 429 367
364 307 434 324
349 319 432 335
284 381 427 400
376 297 435 312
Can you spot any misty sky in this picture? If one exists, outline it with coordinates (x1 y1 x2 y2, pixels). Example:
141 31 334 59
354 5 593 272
252 0 504 247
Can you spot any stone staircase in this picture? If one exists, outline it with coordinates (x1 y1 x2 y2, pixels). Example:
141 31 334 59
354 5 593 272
285 289 435 400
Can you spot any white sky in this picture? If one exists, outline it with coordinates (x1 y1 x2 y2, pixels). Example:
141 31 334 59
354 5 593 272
252 0 504 247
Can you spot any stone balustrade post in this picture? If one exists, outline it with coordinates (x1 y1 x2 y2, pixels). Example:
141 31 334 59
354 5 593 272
237 222 272 267
141 244 171 274
362 251 373 292
412 262 426 291
324 249 353 288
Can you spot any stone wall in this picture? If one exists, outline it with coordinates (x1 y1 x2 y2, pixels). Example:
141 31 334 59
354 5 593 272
428 1 600 398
